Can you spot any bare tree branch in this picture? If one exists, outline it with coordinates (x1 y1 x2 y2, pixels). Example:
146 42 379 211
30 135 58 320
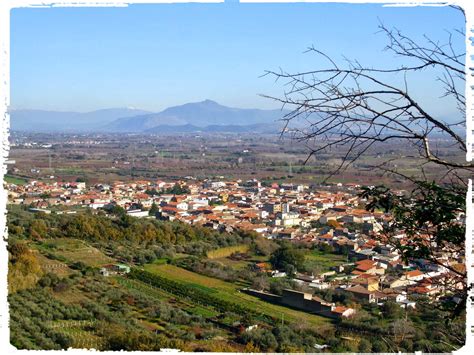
262 18 470 178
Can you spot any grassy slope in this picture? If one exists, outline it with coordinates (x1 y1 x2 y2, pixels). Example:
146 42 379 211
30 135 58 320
304 250 347 272
207 245 250 259
144 263 332 326
34 252 74 277
35 238 114 267
116 277 220 319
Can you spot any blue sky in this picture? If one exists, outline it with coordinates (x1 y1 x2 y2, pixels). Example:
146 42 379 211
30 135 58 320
10 2 465 118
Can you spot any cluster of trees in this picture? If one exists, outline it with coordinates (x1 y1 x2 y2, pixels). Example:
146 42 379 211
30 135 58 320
313 288 356 307
8 240 43 293
145 183 190 197
7 205 256 265
250 237 279 256
165 183 191 195
11 267 233 351
252 277 297 296
14 268 463 352
9 288 93 349
175 257 241 282
104 327 185 351
77 277 216 350
269 241 305 275
238 323 334 352
38 272 80 293
334 297 465 352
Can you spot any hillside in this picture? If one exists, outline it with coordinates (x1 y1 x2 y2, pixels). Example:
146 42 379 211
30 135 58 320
7 205 464 352
104 100 286 133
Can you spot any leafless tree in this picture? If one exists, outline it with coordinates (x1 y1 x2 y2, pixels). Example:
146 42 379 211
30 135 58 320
263 6 470 183
263 6 470 319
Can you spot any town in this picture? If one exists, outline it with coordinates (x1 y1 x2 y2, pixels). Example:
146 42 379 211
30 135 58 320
5 3 468 351
6 176 465 321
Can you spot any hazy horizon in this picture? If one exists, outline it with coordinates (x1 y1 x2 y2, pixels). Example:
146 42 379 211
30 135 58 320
9 98 283 113
11 3 465 123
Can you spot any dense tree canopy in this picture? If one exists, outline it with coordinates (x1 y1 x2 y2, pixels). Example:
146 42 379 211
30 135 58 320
269 242 305 274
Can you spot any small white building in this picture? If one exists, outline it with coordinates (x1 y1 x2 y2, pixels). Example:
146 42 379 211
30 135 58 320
127 209 150 218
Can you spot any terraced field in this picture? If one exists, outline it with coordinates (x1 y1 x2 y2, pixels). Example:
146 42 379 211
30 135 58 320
142 264 332 326
34 252 73 277
36 238 114 267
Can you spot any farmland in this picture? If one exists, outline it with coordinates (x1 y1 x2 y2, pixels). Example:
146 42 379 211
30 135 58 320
207 244 250 259
304 250 348 273
4 174 28 185
142 263 331 326
34 252 73 277
7 207 339 351
34 238 114 267
8 132 467 188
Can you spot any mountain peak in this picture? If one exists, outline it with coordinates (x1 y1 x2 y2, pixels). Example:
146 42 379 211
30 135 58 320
200 99 219 105
11 101 288 133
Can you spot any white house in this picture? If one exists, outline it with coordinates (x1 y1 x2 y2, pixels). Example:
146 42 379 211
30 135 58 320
127 209 150 218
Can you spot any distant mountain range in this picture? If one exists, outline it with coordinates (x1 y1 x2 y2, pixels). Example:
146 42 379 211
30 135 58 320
10 108 152 132
10 100 288 134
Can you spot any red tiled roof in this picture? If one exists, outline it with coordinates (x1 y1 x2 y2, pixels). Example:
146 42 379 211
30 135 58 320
405 269 424 278
162 206 178 212
332 306 349 314
355 259 377 271
356 259 376 266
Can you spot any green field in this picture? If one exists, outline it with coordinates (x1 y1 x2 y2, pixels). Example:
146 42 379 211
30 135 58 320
208 253 268 271
116 277 220 319
304 250 347 273
4 174 28 185
207 245 250 259
143 263 332 326
210 256 251 270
